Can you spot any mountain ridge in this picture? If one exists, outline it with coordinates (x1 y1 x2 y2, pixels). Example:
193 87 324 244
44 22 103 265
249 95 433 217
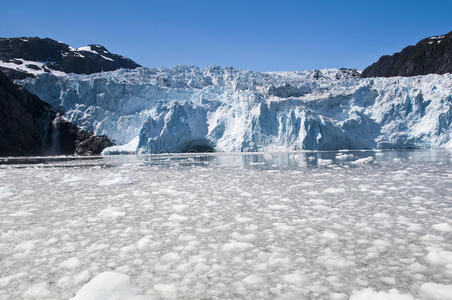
0 37 141 79
362 30 452 77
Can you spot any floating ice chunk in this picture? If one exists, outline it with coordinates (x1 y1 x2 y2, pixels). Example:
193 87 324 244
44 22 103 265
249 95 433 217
273 222 295 231
373 212 390 219
168 214 188 222
23 282 52 299
426 249 452 265
97 207 126 219
71 271 150 300
268 204 289 210
432 223 452 232
153 283 178 299
419 283 452 300
407 223 423 232
242 274 264 286
136 236 152 249
381 277 396 285
14 241 35 252
171 204 188 212
324 187 346 193
350 288 414 300
9 210 33 217
321 231 339 239
352 157 374 165
422 234 445 243
159 252 181 263
335 153 354 160
318 159 333 166
74 270 91 285
154 283 178 299
330 292 348 300
317 249 355 269
0 186 15 199
59 257 81 269
62 174 84 183
0 272 27 288
281 271 306 285
407 262 428 273
102 136 139 155
222 241 254 253
231 232 257 242
98 173 134 186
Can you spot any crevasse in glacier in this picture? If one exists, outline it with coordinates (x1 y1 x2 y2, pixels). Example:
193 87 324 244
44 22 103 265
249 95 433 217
20 66 452 153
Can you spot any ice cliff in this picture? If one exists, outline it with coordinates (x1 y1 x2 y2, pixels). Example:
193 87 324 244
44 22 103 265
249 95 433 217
20 66 452 154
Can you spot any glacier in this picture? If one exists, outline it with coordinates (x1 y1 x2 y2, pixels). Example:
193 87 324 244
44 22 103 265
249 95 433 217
19 66 452 154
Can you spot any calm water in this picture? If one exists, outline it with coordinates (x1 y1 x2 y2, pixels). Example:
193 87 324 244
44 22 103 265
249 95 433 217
0 150 451 299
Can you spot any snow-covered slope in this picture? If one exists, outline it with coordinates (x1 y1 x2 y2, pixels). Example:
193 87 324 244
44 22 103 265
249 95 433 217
20 66 452 154
0 37 140 80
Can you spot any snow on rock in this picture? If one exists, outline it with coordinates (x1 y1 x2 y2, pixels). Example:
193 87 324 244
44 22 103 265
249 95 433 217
19 67 452 153
420 283 452 300
70 271 151 300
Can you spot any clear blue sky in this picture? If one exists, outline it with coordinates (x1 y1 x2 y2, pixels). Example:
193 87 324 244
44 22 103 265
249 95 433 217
1 0 452 71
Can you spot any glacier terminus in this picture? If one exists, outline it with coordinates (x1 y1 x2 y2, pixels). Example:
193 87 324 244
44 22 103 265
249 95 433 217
19 66 452 154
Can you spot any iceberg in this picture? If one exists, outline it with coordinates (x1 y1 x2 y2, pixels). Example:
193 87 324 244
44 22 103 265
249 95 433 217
20 66 452 153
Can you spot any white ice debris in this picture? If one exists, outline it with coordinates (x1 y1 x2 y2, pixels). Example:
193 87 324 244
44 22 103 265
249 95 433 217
0 186 14 199
59 257 82 270
426 249 452 265
1 152 451 299
97 207 126 219
102 136 139 155
70 271 150 300
19 66 452 153
98 173 134 186
350 288 414 300
419 283 452 300
432 223 452 232
23 282 52 299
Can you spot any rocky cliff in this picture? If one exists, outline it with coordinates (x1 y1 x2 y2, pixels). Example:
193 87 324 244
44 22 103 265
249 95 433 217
362 30 452 77
0 71 112 156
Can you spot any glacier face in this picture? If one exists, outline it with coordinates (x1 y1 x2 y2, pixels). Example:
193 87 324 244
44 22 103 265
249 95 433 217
20 66 452 153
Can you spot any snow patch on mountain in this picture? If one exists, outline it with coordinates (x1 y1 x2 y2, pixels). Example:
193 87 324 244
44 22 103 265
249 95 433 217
0 59 66 77
19 66 452 153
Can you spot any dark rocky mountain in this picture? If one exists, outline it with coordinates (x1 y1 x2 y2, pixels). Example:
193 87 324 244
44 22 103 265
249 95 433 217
362 30 452 78
0 71 112 156
0 37 141 80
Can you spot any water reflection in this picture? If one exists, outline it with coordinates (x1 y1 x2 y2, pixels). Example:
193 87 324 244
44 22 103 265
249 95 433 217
1 149 451 169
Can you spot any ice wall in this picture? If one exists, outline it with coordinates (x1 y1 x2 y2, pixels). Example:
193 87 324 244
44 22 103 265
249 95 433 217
20 66 452 153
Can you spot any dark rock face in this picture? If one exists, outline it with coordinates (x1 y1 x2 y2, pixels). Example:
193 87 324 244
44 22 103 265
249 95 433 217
49 116 113 155
0 71 113 156
0 70 54 155
362 30 452 78
0 37 141 80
